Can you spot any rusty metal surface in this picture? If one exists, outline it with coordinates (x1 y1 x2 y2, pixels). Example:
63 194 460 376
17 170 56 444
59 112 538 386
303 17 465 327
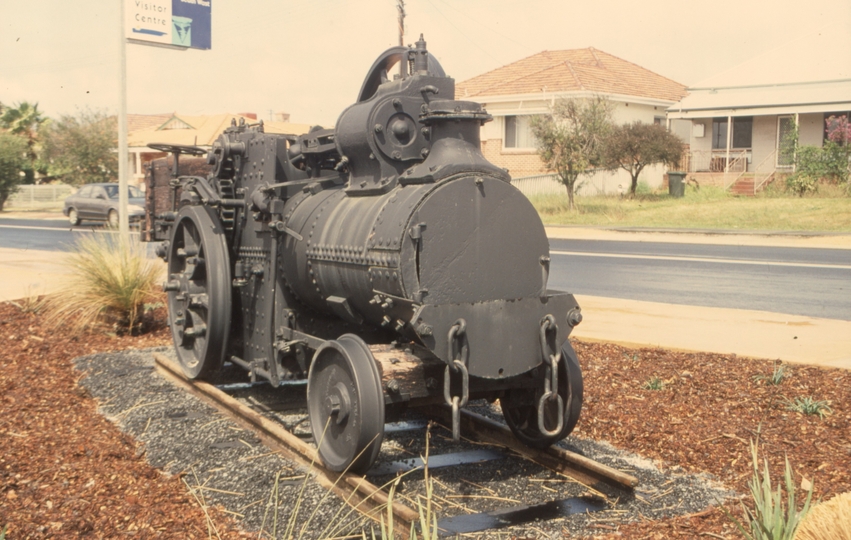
142 156 211 241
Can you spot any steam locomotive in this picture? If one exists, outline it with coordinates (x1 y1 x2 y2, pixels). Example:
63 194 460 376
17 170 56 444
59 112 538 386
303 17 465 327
143 36 584 474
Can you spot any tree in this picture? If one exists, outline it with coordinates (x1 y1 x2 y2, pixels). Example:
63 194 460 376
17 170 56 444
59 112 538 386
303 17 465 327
0 131 28 211
41 109 117 186
530 97 614 211
0 101 48 183
603 122 685 196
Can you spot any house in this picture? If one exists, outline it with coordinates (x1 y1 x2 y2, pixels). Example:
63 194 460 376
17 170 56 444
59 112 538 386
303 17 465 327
666 23 851 195
126 112 312 185
456 48 689 195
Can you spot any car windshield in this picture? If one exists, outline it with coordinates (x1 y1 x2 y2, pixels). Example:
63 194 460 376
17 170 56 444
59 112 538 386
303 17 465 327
105 185 144 199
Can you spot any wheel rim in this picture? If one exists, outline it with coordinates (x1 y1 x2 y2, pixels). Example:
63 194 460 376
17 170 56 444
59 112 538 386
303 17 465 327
166 205 231 380
307 334 385 474
501 341 583 449
69 209 78 225
108 210 118 228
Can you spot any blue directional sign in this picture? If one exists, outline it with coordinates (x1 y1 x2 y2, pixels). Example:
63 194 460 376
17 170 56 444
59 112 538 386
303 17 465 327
126 0 211 50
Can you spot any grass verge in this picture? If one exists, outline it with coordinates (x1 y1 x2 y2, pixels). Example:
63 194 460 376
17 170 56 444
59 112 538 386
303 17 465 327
529 185 851 231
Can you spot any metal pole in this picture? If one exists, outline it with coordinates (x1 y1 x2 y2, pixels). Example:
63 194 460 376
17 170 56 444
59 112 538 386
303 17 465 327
397 0 405 46
118 0 130 241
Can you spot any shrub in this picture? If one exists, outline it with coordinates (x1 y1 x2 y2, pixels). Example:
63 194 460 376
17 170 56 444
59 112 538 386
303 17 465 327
722 441 813 540
794 492 851 540
642 377 664 390
43 233 163 333
783 396 832 419
754 364 788 386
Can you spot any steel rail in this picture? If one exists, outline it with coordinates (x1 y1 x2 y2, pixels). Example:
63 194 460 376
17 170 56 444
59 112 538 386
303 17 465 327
430 408 639 492
152 352 419 530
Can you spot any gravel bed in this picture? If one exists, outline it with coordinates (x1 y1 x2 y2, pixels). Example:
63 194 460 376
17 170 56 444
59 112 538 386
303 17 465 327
76 347 734 539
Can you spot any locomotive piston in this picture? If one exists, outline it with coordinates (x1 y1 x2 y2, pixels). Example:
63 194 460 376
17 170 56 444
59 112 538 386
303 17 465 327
145 35 584 474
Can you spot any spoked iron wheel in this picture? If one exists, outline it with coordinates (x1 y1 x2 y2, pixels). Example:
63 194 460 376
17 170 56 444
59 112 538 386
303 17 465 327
501 341 583 449
307 334 385 474
166 205 231 380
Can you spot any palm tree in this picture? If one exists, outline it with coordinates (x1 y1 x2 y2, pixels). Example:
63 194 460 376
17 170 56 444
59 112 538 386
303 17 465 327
0 101 47 182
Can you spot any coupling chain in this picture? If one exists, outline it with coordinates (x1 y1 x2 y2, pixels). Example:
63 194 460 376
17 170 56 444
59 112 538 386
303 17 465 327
444 318 469 442
537 315 564 437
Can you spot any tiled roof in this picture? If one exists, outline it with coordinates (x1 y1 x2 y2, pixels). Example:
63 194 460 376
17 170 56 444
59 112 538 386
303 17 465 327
128 113 312 148
456 48 687 103
127 113 173 132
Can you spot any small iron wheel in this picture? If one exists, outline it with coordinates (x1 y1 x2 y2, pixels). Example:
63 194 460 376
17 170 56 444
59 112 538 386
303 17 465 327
166 205 232 380
501 341 583 449
307 334 385 474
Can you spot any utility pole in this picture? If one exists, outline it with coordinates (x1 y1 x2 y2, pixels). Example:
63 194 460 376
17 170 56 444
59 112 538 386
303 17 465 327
397 0 405 46
118 0 130 242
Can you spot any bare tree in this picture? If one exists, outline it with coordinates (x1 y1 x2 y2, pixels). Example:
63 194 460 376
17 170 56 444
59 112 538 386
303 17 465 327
530 97 614 211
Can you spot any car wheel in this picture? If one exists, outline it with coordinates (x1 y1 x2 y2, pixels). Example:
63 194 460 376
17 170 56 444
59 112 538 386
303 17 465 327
108 209 119 228
68 208 81 226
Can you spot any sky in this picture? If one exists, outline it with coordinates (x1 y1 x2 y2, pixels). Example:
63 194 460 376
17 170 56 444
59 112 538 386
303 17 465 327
1 0 849 127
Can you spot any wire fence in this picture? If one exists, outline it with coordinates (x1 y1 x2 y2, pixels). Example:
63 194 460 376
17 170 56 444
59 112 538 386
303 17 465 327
6 184 74 209
510 174 564 196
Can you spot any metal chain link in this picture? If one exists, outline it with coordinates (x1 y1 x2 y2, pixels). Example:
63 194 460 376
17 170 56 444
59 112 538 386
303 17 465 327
537 315 564 437
444 319 468 441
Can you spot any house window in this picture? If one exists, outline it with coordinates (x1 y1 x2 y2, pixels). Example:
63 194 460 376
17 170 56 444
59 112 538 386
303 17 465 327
712 117 753 149
712 118 727 149
504 115 537 149
732 117 753 148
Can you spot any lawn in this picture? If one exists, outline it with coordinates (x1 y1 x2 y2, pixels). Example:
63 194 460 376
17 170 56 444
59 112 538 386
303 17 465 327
530 185 851 232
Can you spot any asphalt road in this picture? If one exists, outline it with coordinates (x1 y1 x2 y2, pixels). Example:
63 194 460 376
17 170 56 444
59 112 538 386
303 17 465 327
0 218 134 251
1 218 849 321
548 238 851 321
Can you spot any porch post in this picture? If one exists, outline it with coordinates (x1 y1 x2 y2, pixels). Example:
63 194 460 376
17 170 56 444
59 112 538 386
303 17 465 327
794 113 799 173
725 115 732 173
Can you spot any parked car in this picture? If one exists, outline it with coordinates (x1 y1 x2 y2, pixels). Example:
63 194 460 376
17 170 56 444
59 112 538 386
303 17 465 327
63 183 146 227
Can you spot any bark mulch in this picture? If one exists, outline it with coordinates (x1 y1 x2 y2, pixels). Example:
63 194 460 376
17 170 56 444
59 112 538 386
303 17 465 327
1 299 848 539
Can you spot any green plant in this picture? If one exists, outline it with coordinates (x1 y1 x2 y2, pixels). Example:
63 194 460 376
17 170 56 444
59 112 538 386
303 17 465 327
787 146 823 197
721 441 813 540
8 286 45 314
783 396 833 418
143 301 165 313
642 377 663 390
43 233 163 333
412 425 439 540
529 96 615 211
602 121 685 196
40 108 117 186
0 130 28 211
754 364 788 386
1 524 7 540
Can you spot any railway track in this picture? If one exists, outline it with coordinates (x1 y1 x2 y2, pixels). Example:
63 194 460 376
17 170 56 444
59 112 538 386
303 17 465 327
153 352 638 536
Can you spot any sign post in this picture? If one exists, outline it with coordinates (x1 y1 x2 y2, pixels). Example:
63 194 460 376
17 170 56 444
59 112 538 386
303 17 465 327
118 0 129 241
118 0 211 241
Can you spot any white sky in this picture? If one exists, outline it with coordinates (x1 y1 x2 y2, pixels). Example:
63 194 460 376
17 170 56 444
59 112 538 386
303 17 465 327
1 0 849 127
